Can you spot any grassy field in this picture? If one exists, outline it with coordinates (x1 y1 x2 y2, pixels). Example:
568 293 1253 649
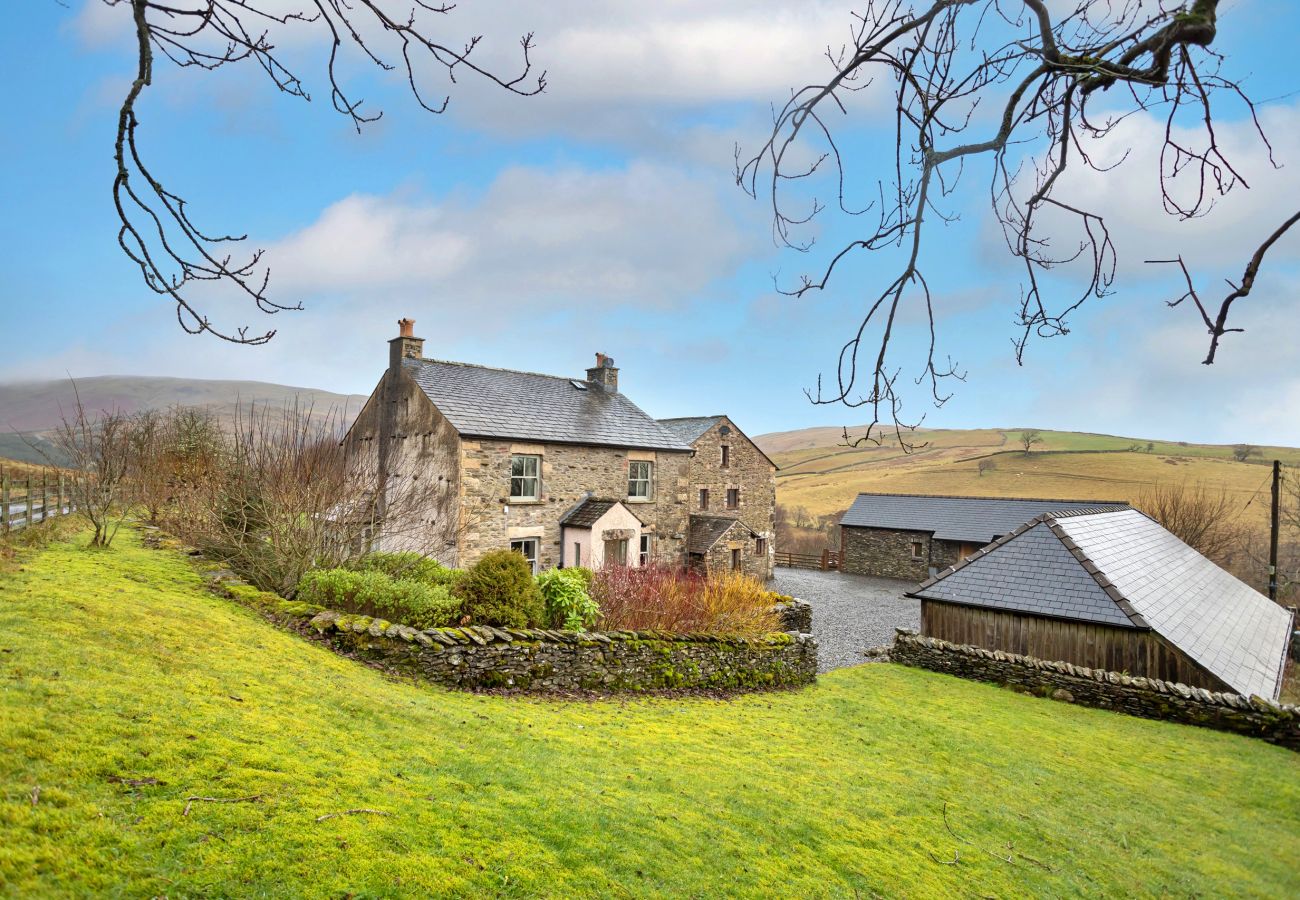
2 527 1298 897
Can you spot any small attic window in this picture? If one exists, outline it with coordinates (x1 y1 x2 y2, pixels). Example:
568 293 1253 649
569 380 588 390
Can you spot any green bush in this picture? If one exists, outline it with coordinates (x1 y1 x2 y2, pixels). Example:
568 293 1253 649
349 552 464 589
454 550 544 628
296 567 461 630
536 568 599 631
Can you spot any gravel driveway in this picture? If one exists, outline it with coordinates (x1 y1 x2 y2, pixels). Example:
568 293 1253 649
771 568 920 672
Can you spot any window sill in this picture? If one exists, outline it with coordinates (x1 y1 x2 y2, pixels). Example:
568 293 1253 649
507 498 544 505
626 497 654 504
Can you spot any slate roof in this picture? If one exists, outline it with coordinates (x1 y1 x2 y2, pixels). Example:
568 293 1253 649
688 515 758 553
403 358 691 451
657 416 722 444
656 415 780 469
559 498 642 529
910 508 1293 699
839 492 1129 543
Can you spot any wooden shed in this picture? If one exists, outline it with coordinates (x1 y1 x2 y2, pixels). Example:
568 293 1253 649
906 508 1293 700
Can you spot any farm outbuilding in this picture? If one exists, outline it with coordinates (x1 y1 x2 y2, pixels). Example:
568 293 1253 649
837 492 1129 579
906 508 1293 700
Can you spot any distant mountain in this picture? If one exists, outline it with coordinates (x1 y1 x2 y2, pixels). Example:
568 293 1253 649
0 376 369 466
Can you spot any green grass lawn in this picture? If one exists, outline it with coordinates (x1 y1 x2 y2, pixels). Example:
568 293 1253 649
2 528 1298 898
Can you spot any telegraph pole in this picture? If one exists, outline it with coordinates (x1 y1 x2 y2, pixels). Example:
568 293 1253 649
1269 459 1280 601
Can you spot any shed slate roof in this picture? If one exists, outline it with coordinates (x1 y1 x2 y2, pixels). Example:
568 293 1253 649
910 508 1292 699
688 515 758 553
839 492 1129 543
657 416 722 444
559 498 643 529
403 358 691 452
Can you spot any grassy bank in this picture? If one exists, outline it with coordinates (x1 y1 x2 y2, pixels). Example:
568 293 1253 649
2 528 1298 897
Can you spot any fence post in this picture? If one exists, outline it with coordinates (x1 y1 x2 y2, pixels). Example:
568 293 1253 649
41 471 48 523
820 548 829 570
1 474 8 534
58 472 64 519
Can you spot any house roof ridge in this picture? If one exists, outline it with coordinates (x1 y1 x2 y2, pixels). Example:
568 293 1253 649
408 356 601 386
1040 514 1150 628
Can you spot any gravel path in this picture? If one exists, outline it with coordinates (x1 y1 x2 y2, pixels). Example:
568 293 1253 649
771 569 920 673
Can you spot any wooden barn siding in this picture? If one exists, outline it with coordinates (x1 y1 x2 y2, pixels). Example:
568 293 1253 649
920 600 1227 692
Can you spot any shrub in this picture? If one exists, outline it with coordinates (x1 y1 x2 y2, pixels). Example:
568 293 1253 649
591 564 778 635
536 568 600 631
350 552 463 589
454 550 545 628
296 567 461 630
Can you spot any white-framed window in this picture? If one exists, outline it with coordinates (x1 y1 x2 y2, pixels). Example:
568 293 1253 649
510 454 540 500
572 542 582 567
628 460 653 499
510 538 539 573
639 534 652 566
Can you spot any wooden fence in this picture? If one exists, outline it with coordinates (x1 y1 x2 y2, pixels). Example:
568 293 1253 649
774 548 840 571
0 468 77 533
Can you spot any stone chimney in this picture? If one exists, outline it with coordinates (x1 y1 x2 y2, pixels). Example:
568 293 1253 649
586 352 619 392
389 318 425 370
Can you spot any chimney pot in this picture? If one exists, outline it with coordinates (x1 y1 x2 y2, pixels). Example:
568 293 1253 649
389 318 424 370
585 352 619 391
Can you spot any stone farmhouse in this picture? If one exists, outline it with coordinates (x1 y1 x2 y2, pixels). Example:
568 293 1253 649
907 507 1294 700
838 492 1129 579
343 321 776 579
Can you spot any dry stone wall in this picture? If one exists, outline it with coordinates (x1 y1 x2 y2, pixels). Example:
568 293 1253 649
307 610 817 692
773 598 812 634
891 630 1299 751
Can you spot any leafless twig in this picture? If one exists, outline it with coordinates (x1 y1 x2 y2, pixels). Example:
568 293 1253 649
182 794 264 816
315 808 391 822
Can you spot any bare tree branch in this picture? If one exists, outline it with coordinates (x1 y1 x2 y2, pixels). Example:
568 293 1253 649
738 0 1287 444
109 0 545 343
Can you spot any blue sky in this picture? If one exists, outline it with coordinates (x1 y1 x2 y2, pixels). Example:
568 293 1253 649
3 1 1299 444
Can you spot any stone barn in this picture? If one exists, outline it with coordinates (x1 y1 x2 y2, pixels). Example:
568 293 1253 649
906 507 1293 700
837 492 1129 579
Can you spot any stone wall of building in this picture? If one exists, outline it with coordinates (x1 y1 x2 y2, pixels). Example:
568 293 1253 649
840 527 970 580
686 418 776 579
343 368 463 565
841 527 932 580
307 610 817 693
457 439 692 570
890 630 1299 751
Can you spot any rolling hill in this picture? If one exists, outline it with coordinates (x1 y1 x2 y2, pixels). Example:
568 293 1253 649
755 426 1298 582
0 376 369 466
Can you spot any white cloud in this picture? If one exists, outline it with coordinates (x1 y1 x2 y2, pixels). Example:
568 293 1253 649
267 161 761 310
998 101 1300 278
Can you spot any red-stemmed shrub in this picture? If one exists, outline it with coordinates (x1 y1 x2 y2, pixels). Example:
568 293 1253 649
591 564 779 635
